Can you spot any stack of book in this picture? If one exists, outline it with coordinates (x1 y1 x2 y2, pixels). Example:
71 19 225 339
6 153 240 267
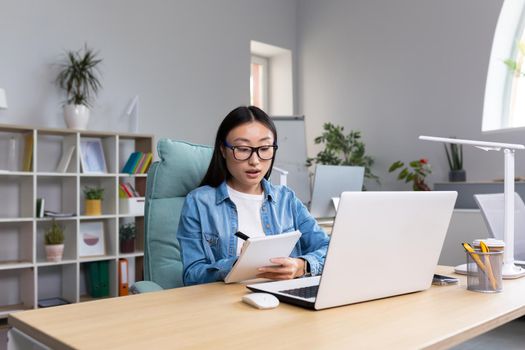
121 152 153 174
119 183 140 198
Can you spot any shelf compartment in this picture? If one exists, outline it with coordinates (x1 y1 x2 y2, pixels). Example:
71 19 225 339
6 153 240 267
36 220 76 263
0 268 35 317
0 222 33 266
36 133 78 173
36 176 77 217
37 264 77 305
80 177 117 216
0 176 33 218
118 136 151 195
0 129 33 173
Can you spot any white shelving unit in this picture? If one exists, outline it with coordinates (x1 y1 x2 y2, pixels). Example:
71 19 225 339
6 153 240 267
0 124 153 318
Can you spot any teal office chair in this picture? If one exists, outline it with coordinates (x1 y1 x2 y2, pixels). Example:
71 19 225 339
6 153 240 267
131 139 212 293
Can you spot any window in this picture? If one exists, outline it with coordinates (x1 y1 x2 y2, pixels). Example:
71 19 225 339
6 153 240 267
250 55 269 111
506 40 525 128
483 0 525 131
250 40 293 115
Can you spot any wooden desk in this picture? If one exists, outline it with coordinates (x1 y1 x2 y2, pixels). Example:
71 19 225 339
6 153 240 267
8 266 525 350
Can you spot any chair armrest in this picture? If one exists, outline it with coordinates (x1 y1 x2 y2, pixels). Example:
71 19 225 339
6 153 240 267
129 280 164 294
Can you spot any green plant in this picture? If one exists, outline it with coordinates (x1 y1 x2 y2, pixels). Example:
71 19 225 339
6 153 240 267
444 142 463 171
56 44 102 107
306 123 379 184
504 41 525 77
45 220 65 245
119 223 136 241
84 186 104 200
388 158 431 191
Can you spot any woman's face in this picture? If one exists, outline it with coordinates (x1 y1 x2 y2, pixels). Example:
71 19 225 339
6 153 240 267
221 121 275 194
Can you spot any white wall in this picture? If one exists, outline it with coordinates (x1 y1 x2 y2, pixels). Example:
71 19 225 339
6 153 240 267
0 0 298 145
297 0 517 190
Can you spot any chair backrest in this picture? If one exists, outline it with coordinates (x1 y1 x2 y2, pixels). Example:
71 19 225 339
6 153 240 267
144 139 213 289
474 192 525 261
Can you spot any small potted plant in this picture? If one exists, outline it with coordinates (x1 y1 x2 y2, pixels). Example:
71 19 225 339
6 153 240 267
56 44 102 130
445 142 465 182
389 158 432 191
119 223 136 253
84 186 104 216
45 220 65 262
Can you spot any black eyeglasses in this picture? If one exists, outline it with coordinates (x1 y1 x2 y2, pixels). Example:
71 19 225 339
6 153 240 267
223 141 278 161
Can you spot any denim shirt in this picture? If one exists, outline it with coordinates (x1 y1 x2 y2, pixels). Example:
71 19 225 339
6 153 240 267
177 179 330 286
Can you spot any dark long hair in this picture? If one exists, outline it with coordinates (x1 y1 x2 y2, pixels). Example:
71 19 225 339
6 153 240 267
200 106 278 187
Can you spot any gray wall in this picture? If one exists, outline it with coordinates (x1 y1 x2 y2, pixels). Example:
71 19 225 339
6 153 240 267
0 0 298 145
1 0 522 191
297 0 518 190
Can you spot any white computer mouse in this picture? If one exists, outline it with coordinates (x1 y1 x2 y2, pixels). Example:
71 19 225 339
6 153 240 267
242 293 280 309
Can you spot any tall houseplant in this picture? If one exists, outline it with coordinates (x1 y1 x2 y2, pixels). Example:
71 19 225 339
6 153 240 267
306 123 379 187
56 44 102 130
444 142 465 182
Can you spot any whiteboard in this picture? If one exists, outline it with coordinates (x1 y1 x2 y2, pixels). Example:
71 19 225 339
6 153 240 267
270 116 311 204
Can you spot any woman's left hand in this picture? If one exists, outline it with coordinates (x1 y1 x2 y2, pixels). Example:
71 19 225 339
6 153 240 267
256 257 305 280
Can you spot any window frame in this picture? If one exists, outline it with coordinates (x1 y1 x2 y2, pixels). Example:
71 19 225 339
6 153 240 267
483 0 525 132
250 55 269 111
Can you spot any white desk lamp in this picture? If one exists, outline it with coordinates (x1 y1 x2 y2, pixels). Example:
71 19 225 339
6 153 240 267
126 95 139 133
420 135 525 279
0 88 8 109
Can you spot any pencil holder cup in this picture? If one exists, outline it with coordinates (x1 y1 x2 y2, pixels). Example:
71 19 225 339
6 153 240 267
466 250 503 293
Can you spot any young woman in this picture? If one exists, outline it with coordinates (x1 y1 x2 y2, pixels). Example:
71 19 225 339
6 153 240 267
177 106 329 285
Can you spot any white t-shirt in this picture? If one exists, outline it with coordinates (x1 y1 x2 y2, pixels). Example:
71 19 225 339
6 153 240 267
227 185 265 256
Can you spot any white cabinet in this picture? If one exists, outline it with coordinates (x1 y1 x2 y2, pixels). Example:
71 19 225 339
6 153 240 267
0 124 153 318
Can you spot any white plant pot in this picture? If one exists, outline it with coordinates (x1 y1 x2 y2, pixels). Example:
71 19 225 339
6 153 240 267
64 104 90 130
45 244 64 262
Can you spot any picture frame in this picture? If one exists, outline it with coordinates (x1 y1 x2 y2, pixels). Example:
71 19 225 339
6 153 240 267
79 221 106 257
79 138 107 174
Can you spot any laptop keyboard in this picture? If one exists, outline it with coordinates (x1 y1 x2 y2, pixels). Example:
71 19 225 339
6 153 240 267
280 285 319 299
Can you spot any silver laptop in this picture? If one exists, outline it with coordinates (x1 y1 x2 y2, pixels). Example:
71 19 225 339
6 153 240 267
309 165 364 219
248 191 457 310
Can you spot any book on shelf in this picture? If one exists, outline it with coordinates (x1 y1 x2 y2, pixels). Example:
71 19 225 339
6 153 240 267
133 153 146 174
119 182 139 197
119 183 133 198
121 152 153 174
140 152 153 174
44 210 76 217
56 145 75 173
36 198 45 218
122 152 141 174
127 183 140 197
22 133 33 171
